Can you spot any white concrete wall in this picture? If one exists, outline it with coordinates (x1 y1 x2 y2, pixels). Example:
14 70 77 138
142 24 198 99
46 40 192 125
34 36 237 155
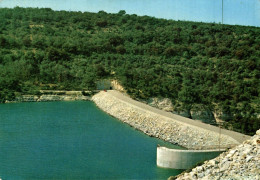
157 146 225 169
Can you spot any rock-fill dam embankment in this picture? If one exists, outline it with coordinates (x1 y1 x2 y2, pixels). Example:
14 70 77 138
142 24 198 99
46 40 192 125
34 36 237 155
92 90 249 150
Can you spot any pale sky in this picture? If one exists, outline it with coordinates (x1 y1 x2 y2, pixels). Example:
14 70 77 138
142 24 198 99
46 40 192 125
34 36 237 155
0 0 259 27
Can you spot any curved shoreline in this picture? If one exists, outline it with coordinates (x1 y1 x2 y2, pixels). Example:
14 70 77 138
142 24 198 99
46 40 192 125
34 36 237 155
92 90 250 150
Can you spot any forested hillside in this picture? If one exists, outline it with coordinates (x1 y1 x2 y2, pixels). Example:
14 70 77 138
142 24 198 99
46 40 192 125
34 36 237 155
0 7 259 135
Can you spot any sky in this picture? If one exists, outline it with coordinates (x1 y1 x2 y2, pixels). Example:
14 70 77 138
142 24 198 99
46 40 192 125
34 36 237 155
0 0 259 27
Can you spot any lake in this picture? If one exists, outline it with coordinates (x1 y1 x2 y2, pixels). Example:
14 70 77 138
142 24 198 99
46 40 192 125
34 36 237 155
0 101 183 179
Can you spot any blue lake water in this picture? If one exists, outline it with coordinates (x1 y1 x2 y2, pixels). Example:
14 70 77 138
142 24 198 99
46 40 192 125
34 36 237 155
0 101 183 179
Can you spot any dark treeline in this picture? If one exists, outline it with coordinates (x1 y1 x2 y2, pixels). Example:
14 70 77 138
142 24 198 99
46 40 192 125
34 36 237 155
0 7 259 135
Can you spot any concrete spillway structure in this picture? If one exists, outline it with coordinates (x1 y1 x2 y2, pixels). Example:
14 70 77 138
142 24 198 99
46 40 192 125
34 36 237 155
157 146 225 169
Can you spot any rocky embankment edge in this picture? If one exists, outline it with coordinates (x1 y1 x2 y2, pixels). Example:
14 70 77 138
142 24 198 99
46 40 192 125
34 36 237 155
92 91 238 150
5 91 91 103
174 129 260 180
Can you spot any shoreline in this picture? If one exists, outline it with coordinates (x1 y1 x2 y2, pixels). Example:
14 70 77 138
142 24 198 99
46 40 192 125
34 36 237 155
4 90 92 103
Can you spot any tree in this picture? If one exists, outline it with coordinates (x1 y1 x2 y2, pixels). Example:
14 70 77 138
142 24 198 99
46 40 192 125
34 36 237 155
118 10 126 16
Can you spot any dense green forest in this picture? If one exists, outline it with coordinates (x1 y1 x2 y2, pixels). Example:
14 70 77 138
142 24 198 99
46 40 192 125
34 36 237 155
0 7 259 135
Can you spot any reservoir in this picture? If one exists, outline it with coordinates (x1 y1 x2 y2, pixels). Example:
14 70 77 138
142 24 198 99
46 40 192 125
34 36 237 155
0 101 183 179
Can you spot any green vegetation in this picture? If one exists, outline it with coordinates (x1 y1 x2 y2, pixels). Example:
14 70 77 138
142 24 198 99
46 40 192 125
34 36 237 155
0 7 259 135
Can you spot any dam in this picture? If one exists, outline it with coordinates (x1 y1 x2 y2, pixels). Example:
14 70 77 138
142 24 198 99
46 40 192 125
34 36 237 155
92 90 251 169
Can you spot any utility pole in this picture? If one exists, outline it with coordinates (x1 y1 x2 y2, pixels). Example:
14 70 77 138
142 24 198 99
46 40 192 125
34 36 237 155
222 0 224 24
219 123 221 151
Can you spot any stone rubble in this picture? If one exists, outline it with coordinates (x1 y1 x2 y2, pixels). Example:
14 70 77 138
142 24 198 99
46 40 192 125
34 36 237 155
92 91 238 150
175 129 260 180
